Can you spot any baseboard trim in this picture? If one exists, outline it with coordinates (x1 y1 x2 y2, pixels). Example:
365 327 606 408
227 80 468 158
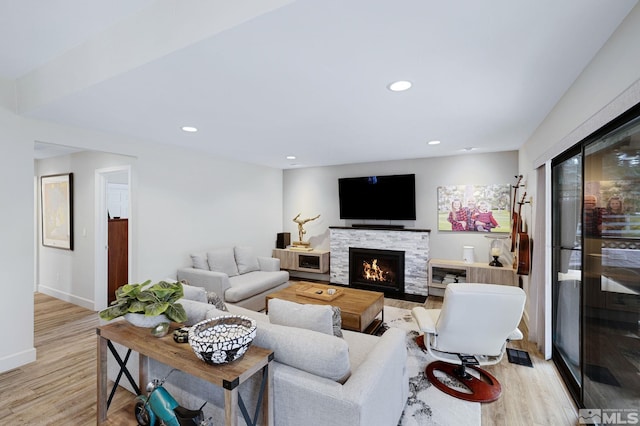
0 347 36 374
38 285 96 311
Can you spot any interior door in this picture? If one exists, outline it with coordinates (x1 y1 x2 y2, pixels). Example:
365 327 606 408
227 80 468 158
108 218 128 303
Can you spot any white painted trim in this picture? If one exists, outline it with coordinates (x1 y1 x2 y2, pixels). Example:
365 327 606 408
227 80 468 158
0 347 36 373
33 175 39 292
534 78 640 168
544 160 553 359
38 284 95 311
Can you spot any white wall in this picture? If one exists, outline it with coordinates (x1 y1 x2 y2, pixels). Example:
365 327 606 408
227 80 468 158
283 151 518 264
3 109 283 373
523 3 640 170
36 151 135 307
133 147 283 280
34 144 284 308
0 106 37 371
519 3 640 284
517 3 640 355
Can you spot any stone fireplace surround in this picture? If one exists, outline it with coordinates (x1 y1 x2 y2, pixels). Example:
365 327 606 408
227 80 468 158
329 226 430 297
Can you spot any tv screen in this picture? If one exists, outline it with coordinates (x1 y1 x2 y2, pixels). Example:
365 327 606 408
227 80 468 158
338 174 416 220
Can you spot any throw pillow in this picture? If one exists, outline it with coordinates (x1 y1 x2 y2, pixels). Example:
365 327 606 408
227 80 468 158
179 280 208 303
207 248 239 277
253 320 351 383
234 246 260 274
190 253 209 270
331 306 343 338
268 299 334 336
207 291 229 311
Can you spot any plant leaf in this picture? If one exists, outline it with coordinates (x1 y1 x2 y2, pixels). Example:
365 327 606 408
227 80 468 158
145 302 169 316
99 304 129 321
165 303 187 323
128 300 146 313
137 290 157 303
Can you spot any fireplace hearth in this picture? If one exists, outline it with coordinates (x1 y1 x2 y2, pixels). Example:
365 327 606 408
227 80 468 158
349 247 405 297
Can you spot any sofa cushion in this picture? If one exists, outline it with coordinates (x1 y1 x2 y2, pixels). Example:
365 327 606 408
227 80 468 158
252 320 351 382
207 248 239 277
190 253 209 270
234 246 260 274
268 299 334 336
224 271 289 303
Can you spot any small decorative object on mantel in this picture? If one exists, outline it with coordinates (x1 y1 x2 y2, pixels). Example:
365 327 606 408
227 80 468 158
99 280 187 327
188 315 257 364
291 212 320 250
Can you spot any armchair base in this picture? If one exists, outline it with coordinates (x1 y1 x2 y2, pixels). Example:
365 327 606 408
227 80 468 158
425 361 501 403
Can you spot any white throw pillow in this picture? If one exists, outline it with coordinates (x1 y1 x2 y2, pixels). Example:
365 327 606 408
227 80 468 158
179 281 208 303
207 248 239 277
190 253 209 270
234 246 260 274
253 320 351 382
268 299 334 336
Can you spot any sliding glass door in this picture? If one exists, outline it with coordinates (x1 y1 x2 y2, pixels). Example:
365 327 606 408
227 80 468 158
552 148 583 401
582 113 640 410
552 106 640 412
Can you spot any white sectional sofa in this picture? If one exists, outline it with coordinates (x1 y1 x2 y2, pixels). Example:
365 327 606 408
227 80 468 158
145 284 409 426
177 246 290 311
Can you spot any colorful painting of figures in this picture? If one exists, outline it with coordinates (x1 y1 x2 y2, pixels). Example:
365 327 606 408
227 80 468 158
437 184 511 233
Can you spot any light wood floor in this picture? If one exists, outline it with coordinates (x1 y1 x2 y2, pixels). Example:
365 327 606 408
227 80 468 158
386 297 579 426
0 293 578 425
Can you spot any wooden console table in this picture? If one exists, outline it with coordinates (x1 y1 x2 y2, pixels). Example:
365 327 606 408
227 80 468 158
428 258 517 296
96 321 274 426
272 248 330 273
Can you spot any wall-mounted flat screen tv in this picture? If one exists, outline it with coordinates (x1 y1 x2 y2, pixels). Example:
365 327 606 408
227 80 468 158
338 174 416 220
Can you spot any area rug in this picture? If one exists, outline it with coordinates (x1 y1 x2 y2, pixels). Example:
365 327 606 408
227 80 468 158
379 306 481 426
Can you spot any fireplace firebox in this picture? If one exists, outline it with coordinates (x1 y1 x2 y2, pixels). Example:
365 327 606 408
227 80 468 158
349 247 405 296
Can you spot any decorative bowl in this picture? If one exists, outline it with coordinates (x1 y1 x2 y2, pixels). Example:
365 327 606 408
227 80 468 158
188 315 257 364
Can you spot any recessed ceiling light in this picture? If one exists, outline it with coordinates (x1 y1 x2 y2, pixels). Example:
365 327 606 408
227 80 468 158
428 140 441 145
181 126 198 133
388 80 412 92
286 155 296 160
461 147 477 152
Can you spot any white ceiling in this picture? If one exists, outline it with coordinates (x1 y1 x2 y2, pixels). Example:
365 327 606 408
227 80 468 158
3 0 637 169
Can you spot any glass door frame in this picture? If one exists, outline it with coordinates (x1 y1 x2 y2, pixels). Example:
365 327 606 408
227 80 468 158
551 101 640 408
551 144 584 405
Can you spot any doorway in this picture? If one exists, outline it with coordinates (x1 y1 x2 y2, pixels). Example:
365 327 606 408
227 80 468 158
95 166 131 310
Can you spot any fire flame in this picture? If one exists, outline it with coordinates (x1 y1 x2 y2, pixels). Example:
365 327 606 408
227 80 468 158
362 259 387 282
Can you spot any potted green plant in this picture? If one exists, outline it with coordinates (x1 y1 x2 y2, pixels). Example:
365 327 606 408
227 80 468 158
99 280 188 327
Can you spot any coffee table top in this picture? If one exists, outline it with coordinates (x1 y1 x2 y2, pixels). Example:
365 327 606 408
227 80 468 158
266 282 383 316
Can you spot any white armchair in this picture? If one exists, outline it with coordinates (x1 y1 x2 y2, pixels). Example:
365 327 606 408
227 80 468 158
411 283 526 402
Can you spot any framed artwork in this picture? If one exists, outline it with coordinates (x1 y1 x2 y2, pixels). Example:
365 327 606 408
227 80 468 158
41 173 74 250
437 184 511 233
